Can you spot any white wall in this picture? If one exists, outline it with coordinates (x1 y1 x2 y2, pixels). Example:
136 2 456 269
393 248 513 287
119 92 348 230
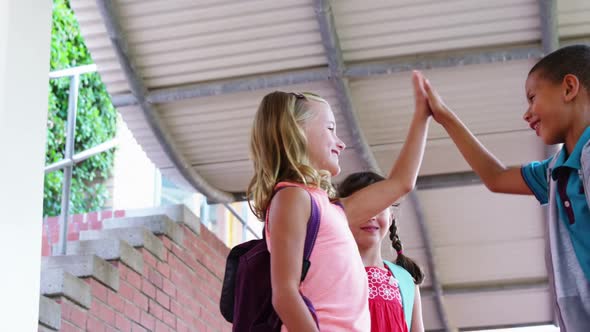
0 1 52 330
112 116 159 210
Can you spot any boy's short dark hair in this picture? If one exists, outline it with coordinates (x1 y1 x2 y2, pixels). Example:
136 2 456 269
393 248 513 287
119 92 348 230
529 44 590 89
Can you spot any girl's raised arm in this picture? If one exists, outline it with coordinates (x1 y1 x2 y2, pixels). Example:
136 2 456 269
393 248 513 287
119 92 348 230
342 71 431 226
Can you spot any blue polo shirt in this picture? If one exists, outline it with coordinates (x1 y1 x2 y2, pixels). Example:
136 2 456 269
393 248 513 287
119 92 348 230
521 126 590 281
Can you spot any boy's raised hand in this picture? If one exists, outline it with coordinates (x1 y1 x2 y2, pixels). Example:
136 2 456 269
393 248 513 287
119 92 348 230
412 70 432 119
422 76 454 125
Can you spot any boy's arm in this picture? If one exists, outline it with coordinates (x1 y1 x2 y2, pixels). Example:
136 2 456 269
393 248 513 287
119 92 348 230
423 78 533 195
342 71 430 226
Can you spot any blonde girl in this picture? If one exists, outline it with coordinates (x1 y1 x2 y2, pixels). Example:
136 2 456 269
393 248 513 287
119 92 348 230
248 71 431 331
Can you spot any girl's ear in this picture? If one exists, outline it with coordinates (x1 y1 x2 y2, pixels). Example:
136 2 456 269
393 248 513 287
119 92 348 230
563 74 580 102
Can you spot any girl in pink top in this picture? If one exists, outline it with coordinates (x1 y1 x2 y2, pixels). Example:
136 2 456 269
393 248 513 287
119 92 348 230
248 71 432 332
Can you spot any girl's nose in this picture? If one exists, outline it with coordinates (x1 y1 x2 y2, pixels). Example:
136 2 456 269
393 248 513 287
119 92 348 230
336 138 346 151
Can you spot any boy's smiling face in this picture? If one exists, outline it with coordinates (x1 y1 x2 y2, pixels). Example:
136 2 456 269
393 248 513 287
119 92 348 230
523 71 574 145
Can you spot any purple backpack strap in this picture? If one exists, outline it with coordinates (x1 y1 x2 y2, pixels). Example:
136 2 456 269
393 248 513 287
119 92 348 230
301 193 320 326
271 186 321 281
303 195 321 260
300 194 320 282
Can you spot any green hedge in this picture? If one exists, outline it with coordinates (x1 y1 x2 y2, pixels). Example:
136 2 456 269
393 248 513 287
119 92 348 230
44 0 116 216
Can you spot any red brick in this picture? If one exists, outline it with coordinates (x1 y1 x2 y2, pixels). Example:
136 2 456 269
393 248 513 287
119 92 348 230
200 293 218 314
174 249 194 267
156 289 170 309
200 305 219 326
161 236 172 250
170 270 185 289
73 213 84 223
148 267 163 289
119 280 135 301
162 310 176 329
148 298 164 320
156 261 171 279
171 245 185 262
134 291 149 311
177 297 196 322
67 232 80 241
126 268 142 290
91 221 104 230
87 315 107 332
192 317 207 332
142 249 158 268
139 311 155 331
61 320 83 332
88 212 98 223
98 301 116 326
169 299 186 322
124 302 141 323
69 304 88 328
176 291 191 309
59 298 72 319
88 279 108 303
155 319 170 332
47 216 59 227
115 313 132 332
170 256 193 279
114 210 125 218
48 221 59 238
101 210 113 220
89 298 101 318
141 279 157 299
79 222 89 231
90 219 103 230
193 266 210 286
115 262 127 278
162 278 177 298
192 284 211 306
131 322 148 332
41 233 51 256
105 326 118 332
107 292 126 313
176 318 191 332
188 299 203 321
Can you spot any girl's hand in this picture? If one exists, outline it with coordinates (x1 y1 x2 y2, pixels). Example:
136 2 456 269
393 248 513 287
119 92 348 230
422 76 455 125
412 70 432 120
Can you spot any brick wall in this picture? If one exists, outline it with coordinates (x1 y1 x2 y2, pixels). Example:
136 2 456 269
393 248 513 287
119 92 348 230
42 210 126 256
42 217 232 332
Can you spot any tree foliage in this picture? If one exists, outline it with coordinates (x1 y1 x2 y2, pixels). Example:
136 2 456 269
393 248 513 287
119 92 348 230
45 0 116 216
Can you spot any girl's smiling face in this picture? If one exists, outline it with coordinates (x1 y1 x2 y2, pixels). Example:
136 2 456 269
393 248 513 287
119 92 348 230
302 101 346 176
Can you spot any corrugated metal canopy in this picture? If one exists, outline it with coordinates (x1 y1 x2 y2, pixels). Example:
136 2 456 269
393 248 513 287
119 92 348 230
71 0 590 330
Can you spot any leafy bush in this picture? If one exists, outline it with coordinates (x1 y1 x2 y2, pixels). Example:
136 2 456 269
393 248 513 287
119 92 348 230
44 0 116 216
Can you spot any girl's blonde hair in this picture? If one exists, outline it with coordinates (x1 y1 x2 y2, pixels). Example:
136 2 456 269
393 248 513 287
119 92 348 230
247 91 335 220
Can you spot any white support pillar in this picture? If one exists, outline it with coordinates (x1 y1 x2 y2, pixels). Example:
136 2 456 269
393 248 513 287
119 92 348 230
0 0 52 331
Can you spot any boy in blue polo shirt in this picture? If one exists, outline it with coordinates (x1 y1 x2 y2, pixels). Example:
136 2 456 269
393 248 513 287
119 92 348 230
419 44 590 331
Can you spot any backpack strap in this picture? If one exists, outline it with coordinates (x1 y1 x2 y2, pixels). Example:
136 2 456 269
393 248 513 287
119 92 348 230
383 260 415 330
301 193 321 281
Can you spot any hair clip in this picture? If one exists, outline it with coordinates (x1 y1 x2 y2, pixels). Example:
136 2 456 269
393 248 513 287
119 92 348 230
291 92 305 99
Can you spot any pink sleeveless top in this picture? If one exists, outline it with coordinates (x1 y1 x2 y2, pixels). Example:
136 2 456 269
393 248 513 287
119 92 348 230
265 182 370 332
